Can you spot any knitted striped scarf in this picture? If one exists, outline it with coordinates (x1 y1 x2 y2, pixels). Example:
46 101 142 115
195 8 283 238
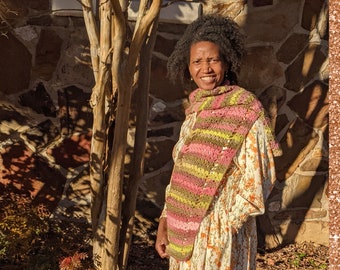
165 83 280 261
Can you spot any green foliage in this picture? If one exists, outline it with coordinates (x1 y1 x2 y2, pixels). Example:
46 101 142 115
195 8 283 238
319 263 328 269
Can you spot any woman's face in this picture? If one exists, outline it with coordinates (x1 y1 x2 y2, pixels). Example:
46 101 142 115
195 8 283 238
188 41 228 90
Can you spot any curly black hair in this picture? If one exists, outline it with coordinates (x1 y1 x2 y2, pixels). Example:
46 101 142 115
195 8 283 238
167 14 245 87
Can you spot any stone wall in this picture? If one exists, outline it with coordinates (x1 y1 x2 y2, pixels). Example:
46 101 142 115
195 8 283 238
0 0 329 248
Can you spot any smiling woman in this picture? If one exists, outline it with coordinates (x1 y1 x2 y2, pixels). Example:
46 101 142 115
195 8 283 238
188 41 227 90
155 14 282 270
167 14 245 89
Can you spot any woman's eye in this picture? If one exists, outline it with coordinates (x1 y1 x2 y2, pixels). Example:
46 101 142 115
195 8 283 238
191 59 220 66
211 58 220 63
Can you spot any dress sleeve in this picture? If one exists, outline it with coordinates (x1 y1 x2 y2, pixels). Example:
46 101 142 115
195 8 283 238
159 184 170 219
229 118 277 229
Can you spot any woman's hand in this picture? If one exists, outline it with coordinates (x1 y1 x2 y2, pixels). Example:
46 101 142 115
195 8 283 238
155 217 169 259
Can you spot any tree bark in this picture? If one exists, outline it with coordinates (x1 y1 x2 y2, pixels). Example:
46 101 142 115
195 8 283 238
119 17 159 269
82 0 112 266
82 0 161 268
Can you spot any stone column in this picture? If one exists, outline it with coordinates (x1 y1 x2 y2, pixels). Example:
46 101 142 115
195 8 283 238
329 0 340 269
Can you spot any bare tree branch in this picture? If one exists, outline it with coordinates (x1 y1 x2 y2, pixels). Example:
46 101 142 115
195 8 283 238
81 0 100 82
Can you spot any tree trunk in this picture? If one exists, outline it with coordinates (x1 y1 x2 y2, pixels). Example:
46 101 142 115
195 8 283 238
82 0 162 268
82 0 112 264
119 17 159 269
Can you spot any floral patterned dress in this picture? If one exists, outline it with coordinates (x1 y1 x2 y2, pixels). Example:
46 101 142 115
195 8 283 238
163 112 277 270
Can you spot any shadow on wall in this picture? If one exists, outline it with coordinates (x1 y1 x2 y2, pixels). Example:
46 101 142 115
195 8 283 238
0 139 67 213
237 0 329 247
0 81 93 216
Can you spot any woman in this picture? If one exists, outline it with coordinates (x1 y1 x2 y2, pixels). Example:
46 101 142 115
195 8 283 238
155 14 281 270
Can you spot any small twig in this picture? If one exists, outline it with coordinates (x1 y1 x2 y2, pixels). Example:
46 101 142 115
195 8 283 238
0 3 17 34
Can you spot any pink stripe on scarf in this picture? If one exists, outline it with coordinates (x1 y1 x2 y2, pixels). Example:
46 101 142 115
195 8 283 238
167 215 200 232
198 106 258 120
211 92 227 108
171 173 217 196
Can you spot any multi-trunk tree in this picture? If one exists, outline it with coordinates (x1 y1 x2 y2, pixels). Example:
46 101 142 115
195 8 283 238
80 0 161 268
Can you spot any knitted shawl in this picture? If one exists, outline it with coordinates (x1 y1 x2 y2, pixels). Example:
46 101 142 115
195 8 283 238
165 83 280 261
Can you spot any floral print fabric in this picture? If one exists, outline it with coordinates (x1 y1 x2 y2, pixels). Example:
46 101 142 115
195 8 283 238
166 115 277 270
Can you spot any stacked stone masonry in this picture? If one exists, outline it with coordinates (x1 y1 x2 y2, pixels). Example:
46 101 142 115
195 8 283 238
0 0 329 249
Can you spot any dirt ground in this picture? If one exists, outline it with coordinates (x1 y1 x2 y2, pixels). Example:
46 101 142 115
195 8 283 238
129 236 329 270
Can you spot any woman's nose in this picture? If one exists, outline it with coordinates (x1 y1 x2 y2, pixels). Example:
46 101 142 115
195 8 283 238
201 61 212 71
